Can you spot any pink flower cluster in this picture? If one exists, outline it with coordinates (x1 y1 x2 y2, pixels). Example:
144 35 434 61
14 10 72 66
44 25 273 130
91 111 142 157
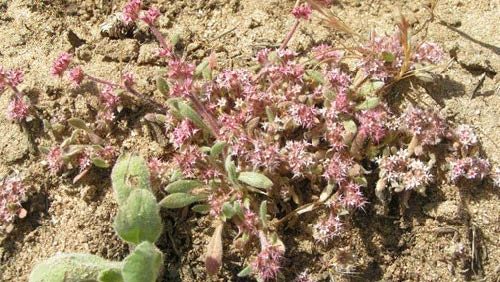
292 3 312 20
51 52 72 77
251 244 284 281
7 97 30 122
313 213 343 244
450 157 490 182
0 178 26 228
377 149 433 191
401 106 448 146
122 0 142 24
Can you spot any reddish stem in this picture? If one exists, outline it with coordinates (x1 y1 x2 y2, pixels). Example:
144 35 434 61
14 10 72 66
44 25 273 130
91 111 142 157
280 20 300 50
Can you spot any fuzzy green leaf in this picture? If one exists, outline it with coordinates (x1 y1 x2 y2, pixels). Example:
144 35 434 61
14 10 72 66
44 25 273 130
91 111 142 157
114 189 163 245
210 141 226 158
159 193 205 209
222 202 235 219
195 60 209 78
165 179 203 194
68 118 90 131
237 265 253 277
259 200 268 227
305 70 325 84
156 77 169 96
191 204 211 214
98 269 124 282
238 172 273 189
178 102 209 132
224 155 238 185
122 242 163 282
92 157 110 168
382 51 395 63
356 97 380 111
111 154 151 206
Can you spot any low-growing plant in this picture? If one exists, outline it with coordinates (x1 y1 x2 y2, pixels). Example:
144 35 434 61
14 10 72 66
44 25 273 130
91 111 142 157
22 0 498 281
29 154 164 282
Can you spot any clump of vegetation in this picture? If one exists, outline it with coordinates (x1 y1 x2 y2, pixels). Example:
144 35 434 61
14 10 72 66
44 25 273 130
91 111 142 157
3 0 493 281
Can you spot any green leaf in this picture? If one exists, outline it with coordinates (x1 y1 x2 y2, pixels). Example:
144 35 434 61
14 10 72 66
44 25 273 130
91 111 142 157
355 97 380 111
170 33 180 46
222 202 235 219
98 269 124 282
359 80 385 96
29 253 122 282
159 193 205 209
238 172 273 189
111 154 152 206
178 102 209 132
224 155 238 185
343 120 357 134
165 179 203 194
122 242 163 282
237 265 253 277
156 77 169 96
210 141 226 158
191 204 210 214
68 118 90 131
259 200 268 227
195 60 209 78
382 51 395 63
92 157 110 168
305 70 325 84
114 189 163 245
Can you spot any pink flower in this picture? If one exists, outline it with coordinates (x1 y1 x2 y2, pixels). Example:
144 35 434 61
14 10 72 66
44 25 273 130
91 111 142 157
326 68 351 95
256 49 270 65
284 140 314 177
236 208 259 236
47 147 63 174
401 106 448 146
415 42 443 64
251 245 284 281
292 3 312 20
122 0 142 24
140 7 160 26
313 213 343 244
248 139 281 171
171 120 199 148
325 121 347 151
122 72 135 88
6 69 24 87
357 106 389 143
51 52 72 77
148 157 166 179
0 177 26 226
77 151 91 172
100 85 120 110
289 104 318 129
158 46 173 58
323 152 354 183
168 59 195 80
450 157 490 182
7 97 29 122
173 145 203 178
455 124 477 150
68 67 84 86
340 181 366 209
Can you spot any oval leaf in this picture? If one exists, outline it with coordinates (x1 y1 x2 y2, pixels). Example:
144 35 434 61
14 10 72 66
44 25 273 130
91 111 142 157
356 97 380 111
191 204 210 214
68 118 89 131
210 141 226 158
159 193 205 209
165 179 203 194
114 189 163 245
238 172 273 189
237 265 253 277
122 242 163 282
156 77 170 96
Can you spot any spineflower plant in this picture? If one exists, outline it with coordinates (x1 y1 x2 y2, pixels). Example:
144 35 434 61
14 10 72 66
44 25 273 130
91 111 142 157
32 0 497 281
0 66 31 122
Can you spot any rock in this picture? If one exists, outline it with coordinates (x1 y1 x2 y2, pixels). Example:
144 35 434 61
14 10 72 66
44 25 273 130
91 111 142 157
137 43 158 65
99 38 139 62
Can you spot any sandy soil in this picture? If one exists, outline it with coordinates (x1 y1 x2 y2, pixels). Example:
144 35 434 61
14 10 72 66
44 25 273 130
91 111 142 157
0 0 499 281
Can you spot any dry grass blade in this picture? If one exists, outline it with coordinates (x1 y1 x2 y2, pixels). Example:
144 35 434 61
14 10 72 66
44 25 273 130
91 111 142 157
397 15 412 79
307 0 358 37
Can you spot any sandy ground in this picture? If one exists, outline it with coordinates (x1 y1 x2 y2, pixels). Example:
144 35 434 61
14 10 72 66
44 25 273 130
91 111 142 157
0 0 499 281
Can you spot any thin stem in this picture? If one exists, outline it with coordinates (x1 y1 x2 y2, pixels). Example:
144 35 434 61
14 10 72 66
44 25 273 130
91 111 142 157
148 25 169 50
85 74 168 112
280 20 300 50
